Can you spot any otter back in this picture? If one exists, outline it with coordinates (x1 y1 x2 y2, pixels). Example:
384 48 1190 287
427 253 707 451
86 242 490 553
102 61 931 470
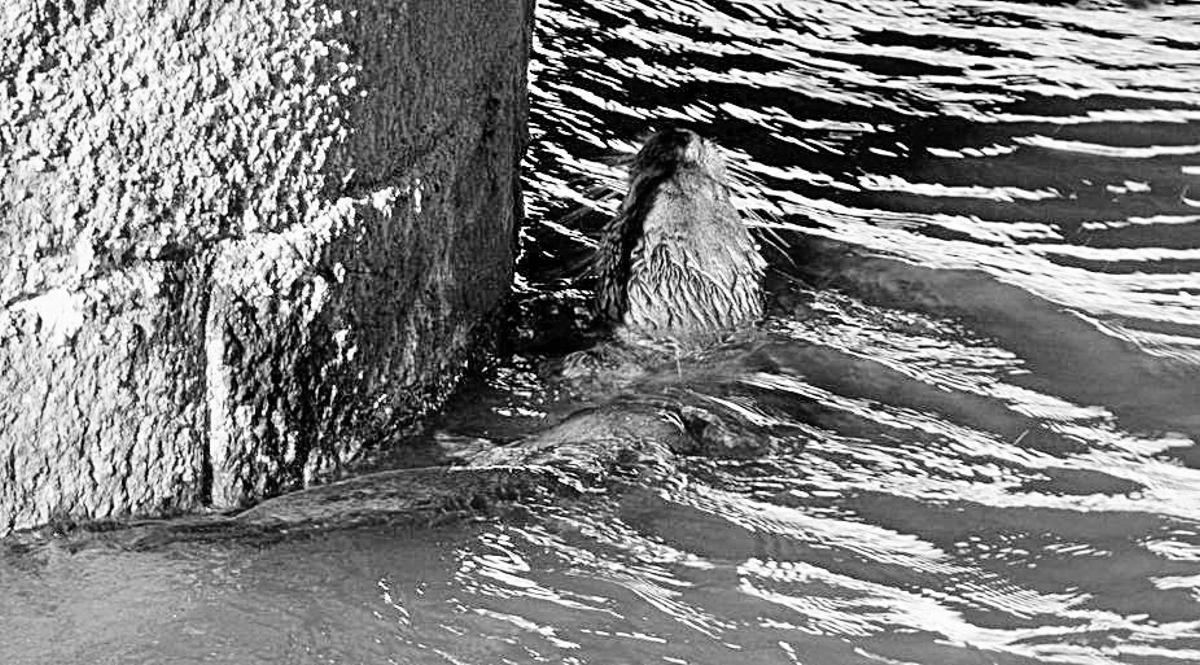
596 130 765 349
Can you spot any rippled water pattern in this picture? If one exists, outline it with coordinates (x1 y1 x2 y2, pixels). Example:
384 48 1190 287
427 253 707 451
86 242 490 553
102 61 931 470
5 1 1200 663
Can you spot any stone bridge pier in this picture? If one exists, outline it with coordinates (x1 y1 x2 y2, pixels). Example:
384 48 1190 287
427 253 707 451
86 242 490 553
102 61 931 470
0 0 534 535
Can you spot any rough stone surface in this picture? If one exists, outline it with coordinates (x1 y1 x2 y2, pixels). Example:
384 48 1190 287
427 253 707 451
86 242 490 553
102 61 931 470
0 0 533 534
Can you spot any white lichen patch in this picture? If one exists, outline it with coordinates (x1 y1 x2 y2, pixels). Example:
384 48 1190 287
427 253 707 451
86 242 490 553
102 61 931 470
371 186 399 215
412 177 424 214
11 287 85 347
72 230 95 278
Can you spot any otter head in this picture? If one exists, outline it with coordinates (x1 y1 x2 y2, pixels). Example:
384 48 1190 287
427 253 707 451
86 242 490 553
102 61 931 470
594 129 765 348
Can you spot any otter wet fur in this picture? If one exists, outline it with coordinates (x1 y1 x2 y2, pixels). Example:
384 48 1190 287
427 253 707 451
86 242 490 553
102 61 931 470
594 128 766 349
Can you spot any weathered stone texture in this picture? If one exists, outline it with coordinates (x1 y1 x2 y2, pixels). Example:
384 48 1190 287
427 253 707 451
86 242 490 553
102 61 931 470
0 0 533 534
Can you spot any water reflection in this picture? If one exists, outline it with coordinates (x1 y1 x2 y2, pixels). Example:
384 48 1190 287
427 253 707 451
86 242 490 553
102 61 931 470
520 0 1200 661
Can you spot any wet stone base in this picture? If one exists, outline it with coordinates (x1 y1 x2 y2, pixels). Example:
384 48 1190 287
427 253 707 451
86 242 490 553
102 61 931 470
3 400 768 551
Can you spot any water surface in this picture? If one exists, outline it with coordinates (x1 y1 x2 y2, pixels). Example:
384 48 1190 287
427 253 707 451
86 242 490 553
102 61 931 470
4 1 1200 663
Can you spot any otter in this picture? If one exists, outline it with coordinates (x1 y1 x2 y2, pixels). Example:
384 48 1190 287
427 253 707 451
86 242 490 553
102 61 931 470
227 131 774 532
594 128 765 349
51 132 773 543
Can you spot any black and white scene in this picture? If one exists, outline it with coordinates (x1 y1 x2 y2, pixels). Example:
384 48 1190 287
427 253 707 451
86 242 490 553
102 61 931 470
2 0 1200 663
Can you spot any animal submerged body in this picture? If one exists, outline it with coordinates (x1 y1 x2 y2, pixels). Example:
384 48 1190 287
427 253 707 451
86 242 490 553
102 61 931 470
594 128 765 348
66 132 774 540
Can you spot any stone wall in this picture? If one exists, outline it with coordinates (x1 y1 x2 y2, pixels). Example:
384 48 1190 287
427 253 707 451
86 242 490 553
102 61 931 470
0 0 533 534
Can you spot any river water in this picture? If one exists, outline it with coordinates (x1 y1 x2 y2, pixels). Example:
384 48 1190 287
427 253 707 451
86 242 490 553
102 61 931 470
4 1 1200 663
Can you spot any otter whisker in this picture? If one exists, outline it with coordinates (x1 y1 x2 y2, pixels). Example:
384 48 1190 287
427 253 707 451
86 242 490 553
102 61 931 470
559 200 617 228
713 146 797 275
750 224 797 270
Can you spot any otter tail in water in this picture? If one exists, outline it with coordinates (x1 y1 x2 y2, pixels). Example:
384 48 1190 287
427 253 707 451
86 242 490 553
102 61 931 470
595 129 766 349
